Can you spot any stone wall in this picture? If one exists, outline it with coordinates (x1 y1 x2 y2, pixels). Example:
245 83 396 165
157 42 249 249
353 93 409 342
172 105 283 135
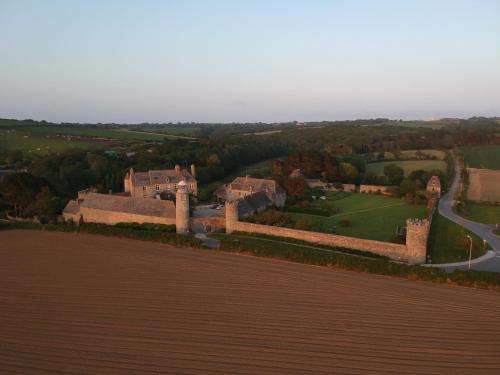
228 221 411 261
359 185 392 194
70 206 176 226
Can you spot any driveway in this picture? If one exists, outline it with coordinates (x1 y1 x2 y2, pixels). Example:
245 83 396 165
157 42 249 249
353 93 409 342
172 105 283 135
433 154 500 272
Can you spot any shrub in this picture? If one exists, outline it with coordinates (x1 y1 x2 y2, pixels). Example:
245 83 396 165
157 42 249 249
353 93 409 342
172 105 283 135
339 219 351 227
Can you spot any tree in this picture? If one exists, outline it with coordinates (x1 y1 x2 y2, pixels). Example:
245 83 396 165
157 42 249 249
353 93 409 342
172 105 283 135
383 164 404 185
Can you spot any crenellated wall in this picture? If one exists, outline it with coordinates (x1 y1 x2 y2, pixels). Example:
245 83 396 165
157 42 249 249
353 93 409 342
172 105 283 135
225 199 430 264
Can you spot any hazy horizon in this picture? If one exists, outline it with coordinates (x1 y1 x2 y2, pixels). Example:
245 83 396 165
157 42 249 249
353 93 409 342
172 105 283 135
1 0 499 123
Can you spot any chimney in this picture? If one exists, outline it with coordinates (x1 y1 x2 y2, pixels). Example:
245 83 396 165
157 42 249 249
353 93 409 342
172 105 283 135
190 164 196 178
175 164 181 173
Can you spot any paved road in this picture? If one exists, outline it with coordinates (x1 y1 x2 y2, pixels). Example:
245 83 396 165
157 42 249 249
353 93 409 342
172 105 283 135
435 155 500 272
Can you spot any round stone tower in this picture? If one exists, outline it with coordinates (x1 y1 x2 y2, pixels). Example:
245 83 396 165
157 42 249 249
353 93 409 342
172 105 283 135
176 180 190 234
406 218 430 264
225 200 239 234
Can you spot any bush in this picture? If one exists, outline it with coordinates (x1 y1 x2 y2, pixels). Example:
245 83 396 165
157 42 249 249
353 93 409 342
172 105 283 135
339 219 351 227
114 222 176 233
212 232 500 291
0 221 202 248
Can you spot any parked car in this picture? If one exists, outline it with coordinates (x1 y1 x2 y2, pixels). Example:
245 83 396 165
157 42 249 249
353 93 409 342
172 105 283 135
210 204 219 209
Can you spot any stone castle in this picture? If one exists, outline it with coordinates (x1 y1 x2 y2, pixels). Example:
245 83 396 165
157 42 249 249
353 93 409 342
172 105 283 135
63 168 438 265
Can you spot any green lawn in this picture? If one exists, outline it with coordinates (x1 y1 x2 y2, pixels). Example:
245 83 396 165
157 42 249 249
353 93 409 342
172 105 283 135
427 214 487 264
287 193 426 242
366 160 447 176
461 145 500 170
458 201 500 224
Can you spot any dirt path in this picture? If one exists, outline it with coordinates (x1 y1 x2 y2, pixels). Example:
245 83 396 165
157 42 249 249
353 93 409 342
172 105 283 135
1 230 500 374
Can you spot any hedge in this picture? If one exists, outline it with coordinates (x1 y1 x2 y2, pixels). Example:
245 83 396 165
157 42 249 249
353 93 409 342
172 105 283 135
0 221 202 248
213 233 500 291
2 220 499 291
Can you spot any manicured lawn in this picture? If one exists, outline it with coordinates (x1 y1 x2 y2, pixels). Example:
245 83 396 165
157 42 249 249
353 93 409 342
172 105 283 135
459 201 500 224
289 193 426 242
366 160 447 176
427 214 486 264
461 145 500 170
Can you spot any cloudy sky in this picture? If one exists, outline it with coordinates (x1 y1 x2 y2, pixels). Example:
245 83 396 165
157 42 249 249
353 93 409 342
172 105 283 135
1 0 499 123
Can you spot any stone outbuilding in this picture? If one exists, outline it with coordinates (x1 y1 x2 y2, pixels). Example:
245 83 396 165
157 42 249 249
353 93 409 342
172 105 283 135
215 176 286 208
426 175 441 197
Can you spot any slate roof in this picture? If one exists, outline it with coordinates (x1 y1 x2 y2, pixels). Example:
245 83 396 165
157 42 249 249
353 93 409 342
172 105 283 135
230 177 285 195
65 193 176 218
131 169 196 187
238 191 271 217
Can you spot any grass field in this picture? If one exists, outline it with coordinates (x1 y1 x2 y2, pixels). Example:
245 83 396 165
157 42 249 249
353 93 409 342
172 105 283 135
366 160 447 176
287 193 426 241
459 201 500 224
0 122 170 154
461 145 500 170
427 213 486 263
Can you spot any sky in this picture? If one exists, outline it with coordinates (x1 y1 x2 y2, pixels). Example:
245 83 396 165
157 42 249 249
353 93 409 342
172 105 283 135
1 0 499 123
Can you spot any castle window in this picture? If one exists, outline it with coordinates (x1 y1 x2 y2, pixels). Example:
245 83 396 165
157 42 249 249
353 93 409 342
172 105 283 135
142 186 146 191
190 184 194 189
155 184 160 191
174 184 177 189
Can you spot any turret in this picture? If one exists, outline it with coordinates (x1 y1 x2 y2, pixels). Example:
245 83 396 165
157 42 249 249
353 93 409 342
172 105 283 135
406 218 430 264
124 167 134 194
225 200 239 234
190 164 196 178
175 164 181 173
175 180 190 234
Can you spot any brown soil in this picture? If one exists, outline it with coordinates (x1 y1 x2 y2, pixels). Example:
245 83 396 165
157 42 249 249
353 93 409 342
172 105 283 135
1 230 500 374
467 168 500 202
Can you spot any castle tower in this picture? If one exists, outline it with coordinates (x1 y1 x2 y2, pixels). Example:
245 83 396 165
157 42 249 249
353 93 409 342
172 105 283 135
225 200 239 234
190 164 196 178
124 168 134 194
176 180 190 234
406 218 430 264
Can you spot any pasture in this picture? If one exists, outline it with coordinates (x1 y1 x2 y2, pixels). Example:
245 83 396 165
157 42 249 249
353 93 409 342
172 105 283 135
288 193 426 242
0 121 170 154
461 145 500 170
366 160 447 176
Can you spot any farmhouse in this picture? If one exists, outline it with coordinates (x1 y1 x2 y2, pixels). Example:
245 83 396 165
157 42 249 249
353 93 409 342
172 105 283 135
215 176 286 207
124 165 197 198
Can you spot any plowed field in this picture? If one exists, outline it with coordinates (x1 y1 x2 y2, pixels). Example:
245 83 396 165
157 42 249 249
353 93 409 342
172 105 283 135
1 230 500 374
